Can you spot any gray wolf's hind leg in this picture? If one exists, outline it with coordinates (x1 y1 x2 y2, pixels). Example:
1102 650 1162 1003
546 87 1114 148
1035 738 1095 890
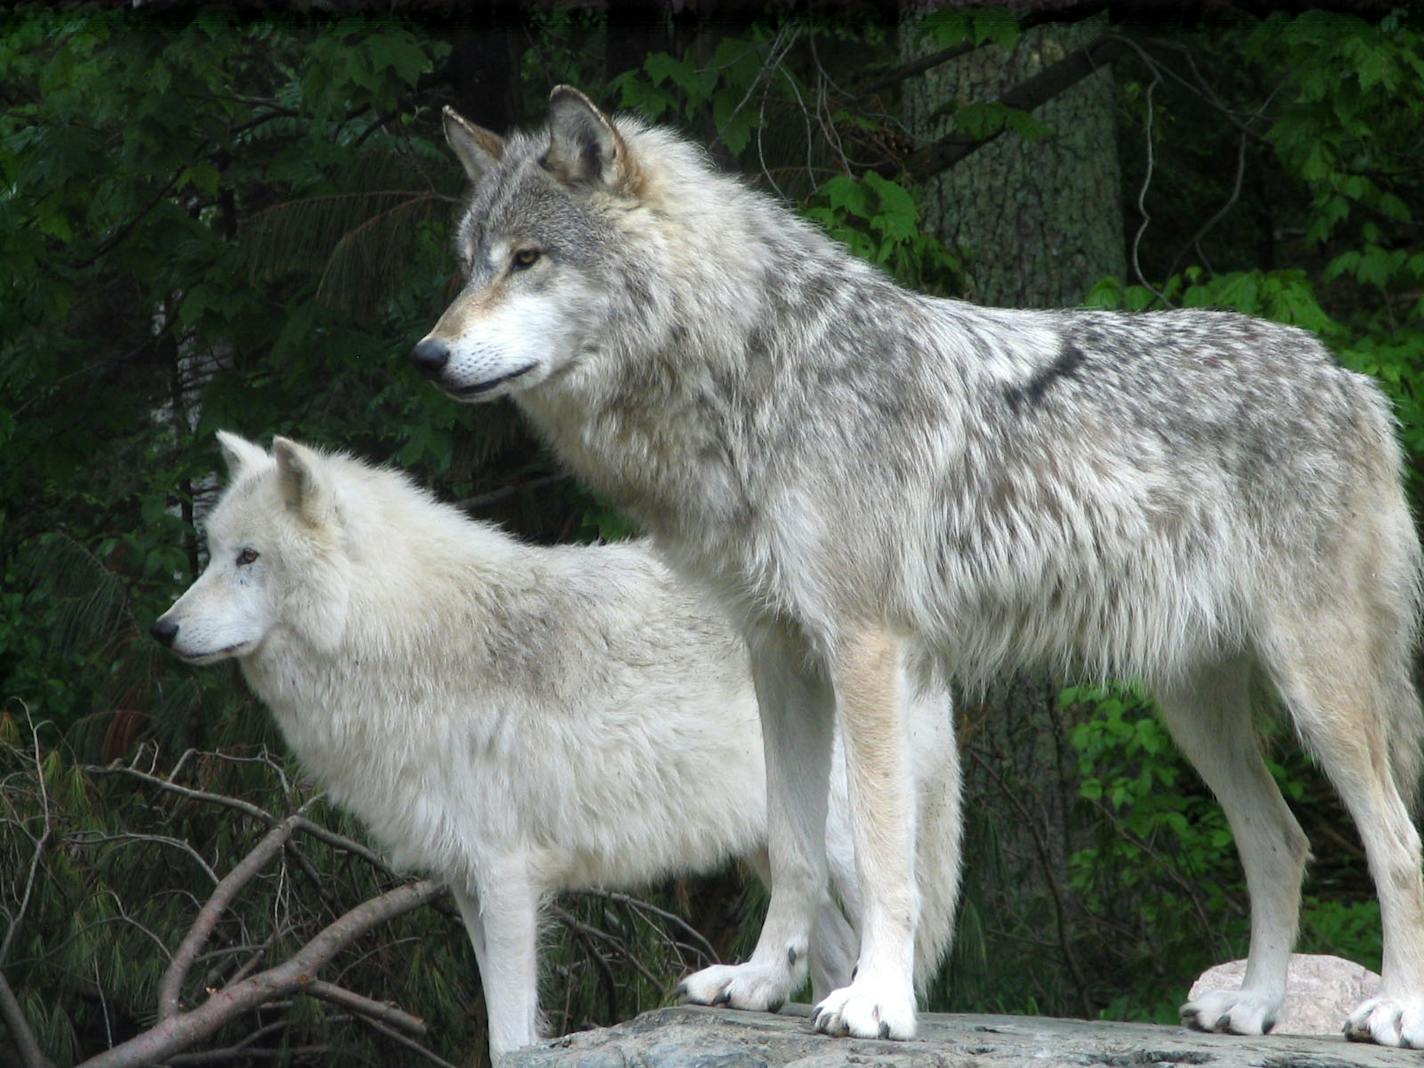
1259 608 1424 1047
1158 657 1309 1037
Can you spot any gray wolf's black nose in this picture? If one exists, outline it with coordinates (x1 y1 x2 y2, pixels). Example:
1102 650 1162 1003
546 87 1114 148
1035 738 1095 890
150 618 178 646
410 338 451 379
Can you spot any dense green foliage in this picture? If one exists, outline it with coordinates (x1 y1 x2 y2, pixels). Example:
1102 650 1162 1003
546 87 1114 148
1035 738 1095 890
2 5 1422 1064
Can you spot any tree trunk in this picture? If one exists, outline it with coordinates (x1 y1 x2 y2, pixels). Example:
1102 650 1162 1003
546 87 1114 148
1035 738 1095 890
900 9 1126 1017
903 15 1125 307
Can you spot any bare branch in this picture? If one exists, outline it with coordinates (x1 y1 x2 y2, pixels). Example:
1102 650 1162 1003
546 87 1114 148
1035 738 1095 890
157 816 300 1022
302 979 427 1035
0 967 52 1068
852 9 1070 103
160 1018 289 1065
77 879 446 1068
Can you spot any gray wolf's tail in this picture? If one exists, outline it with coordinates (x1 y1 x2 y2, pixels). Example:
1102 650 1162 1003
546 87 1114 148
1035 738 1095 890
1370 394 1424 817
1385 526 1424 819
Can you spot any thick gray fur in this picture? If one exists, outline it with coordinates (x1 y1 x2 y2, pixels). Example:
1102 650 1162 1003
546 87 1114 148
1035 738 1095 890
417 90 1424 1048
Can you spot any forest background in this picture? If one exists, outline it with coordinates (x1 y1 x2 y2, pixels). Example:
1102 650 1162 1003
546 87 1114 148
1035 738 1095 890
3 2 1423 1065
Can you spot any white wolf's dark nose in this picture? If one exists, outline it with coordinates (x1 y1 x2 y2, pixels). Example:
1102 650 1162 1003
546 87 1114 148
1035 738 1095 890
410 338 451 379
150 618 179 647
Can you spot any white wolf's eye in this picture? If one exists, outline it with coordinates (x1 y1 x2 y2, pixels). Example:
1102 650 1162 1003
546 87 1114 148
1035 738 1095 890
236 548 259 566
510 248 541 271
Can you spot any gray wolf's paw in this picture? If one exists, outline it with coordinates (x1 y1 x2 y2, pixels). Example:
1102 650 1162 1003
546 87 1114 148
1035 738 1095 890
1344 995 1424 1047
1179 988 1280 1035
812 975 916 1040
675 961 792 1014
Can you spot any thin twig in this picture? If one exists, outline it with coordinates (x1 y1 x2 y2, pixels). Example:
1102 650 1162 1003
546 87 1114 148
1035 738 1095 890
1129 74 1169 306
157 816 301 1021
454 472 569 513
74 832 220 886
82 762 396 877
1 706 53 967
570 889 718 963
968 747 1093 1019
302 979 427 1035
84 762 274 825
351 1014 459 1068
1168 129 1249 283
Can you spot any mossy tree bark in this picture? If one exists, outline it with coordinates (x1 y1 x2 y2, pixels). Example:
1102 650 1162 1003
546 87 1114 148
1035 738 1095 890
900 10 1128 1016
904 15 1126 308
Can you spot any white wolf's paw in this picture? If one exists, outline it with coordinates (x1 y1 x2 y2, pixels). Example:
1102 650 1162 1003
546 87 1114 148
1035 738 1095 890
675 961 793 1014
812 975 917 1040
1344 995 1424 1047
1179 988 1280 1036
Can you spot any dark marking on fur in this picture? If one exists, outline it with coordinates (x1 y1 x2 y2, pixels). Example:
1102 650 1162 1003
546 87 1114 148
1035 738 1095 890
786 946 798 967
1005 340 1087 413
766 999 784 1015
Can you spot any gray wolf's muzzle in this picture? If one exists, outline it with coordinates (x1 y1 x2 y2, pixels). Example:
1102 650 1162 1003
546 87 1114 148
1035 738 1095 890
408 338 536 399
410 338 451 380
150 616 179 647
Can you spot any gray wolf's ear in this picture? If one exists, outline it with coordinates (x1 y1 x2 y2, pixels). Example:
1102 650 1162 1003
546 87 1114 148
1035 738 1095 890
544 85 639 193
443 106 505 185
216 431 268 478
272 437 336 528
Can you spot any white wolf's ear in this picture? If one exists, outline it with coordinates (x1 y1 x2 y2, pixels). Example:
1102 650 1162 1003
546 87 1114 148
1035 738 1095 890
443 106 504 185
544 85 640 194
216 431 268 478
272 437 337 529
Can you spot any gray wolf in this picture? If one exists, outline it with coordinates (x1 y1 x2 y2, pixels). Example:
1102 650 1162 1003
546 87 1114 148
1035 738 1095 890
410 87 1424 1047
150 433 959 1059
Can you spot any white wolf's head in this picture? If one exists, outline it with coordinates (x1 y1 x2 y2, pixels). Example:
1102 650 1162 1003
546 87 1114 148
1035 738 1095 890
151 432 350 663
411 87 658 403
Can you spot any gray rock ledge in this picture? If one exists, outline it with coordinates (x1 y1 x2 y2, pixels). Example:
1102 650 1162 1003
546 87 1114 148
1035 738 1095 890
508 1004 1406 1068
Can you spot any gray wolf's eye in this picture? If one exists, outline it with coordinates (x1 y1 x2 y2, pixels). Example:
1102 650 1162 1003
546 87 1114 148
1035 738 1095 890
511 248 541 271
236 548 259 566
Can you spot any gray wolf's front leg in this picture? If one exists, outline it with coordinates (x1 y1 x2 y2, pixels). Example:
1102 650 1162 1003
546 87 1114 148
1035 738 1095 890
678 628 835 1013
811 626 918 1039
453 874 542 1060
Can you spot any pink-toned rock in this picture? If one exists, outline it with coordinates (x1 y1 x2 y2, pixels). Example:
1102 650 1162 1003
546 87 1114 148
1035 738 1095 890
1189 954 1381 1036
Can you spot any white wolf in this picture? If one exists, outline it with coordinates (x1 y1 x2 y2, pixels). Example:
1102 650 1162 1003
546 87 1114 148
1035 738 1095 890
411 88 1424 1047
150 433 959 1059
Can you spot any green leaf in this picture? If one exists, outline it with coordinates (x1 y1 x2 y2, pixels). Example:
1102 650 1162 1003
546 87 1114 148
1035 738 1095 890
180 161 220 195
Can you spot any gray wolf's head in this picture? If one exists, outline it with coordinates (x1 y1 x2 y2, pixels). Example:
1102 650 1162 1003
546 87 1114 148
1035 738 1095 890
411 86 652 403
151 432 351 663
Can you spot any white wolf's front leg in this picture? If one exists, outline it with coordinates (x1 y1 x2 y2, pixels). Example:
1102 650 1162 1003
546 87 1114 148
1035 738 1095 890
812 627 918 1040
453 874 542 1060
678 628 835 1013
